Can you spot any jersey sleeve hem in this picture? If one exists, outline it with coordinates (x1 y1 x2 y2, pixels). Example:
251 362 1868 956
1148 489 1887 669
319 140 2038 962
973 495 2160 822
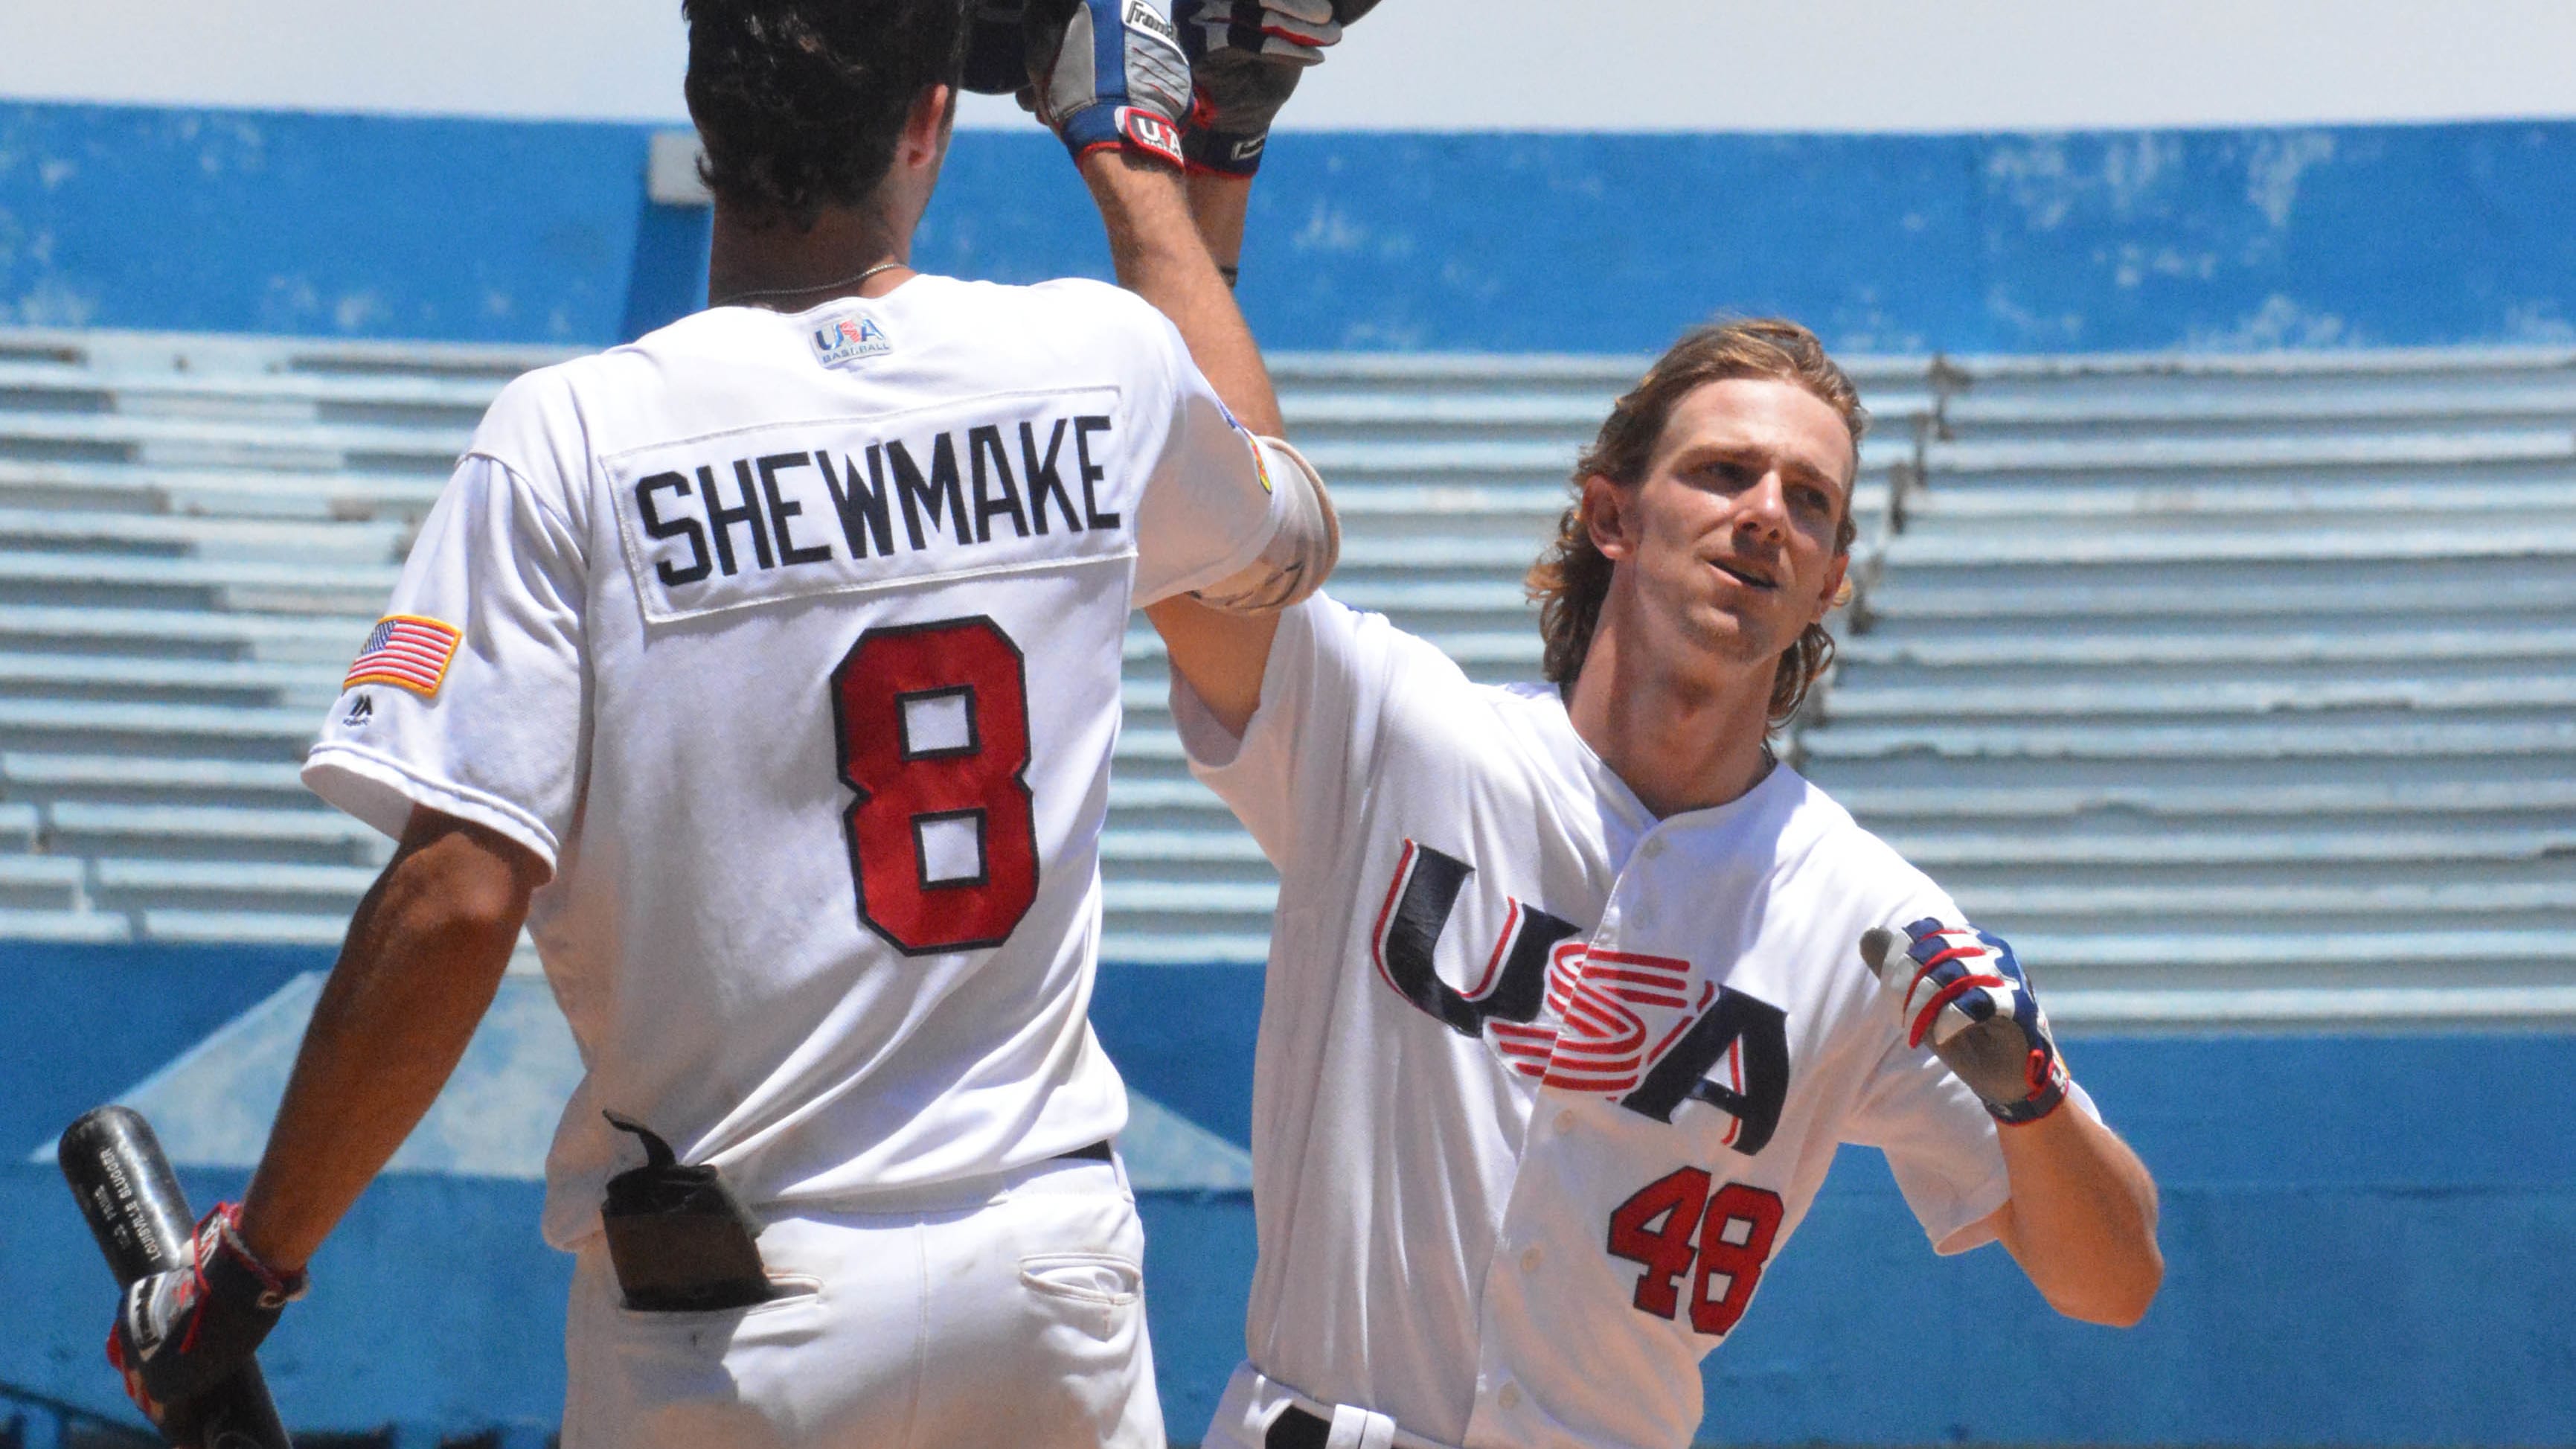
1132 431 1287 608
302 741 562 877
1926 1166 2014 1256
1921 1078 2104 1256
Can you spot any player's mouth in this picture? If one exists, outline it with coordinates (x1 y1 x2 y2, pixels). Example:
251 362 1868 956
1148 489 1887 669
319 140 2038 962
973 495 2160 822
1709 557 1780 592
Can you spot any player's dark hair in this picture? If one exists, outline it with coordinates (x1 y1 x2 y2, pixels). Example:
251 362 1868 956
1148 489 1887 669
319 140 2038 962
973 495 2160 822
682 0 967 230
1526 318 1867 729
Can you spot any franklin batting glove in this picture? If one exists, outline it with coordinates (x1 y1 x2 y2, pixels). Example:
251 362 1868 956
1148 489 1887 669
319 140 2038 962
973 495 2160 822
106 1201 307 1424
1025 0 1194 170
1861 918 2069 1125
1174 0 1377 177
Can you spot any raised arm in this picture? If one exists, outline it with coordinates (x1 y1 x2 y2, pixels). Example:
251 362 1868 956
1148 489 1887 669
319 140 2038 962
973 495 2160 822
1865 922 2163 1325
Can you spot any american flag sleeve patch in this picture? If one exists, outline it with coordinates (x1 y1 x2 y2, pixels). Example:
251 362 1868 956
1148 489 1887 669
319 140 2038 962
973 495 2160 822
344 614 463 697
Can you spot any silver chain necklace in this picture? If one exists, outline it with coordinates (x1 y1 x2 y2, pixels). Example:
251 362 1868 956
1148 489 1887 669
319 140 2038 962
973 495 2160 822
710 259 906 309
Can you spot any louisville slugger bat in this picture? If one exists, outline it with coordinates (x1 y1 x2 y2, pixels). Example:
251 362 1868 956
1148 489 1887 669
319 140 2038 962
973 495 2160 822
58 1105 294 1449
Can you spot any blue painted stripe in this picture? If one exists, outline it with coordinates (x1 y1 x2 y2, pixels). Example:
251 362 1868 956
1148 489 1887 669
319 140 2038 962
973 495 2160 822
8 101 2576 354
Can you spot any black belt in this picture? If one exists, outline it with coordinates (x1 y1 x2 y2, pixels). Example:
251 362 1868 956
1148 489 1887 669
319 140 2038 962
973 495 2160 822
1266 1404 1331 1449
1055 1139 1115 1165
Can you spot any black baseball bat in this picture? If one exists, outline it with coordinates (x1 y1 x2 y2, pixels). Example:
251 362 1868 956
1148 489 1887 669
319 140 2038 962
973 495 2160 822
58 1105 294 1449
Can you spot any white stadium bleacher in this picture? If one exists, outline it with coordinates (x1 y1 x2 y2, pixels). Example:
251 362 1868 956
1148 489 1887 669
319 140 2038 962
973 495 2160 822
0 326 2569 1028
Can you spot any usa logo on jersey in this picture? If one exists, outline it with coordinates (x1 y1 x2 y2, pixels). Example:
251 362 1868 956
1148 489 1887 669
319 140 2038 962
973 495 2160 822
810 315 892 369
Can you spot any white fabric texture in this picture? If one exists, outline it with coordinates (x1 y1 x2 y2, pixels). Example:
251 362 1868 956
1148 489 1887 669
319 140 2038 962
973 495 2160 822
302 275 1281 1257
560 1157 1161 1449
1173 595 2102 1449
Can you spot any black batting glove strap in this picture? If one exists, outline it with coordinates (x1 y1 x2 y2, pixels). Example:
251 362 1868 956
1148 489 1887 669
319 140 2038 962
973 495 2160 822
107 1202 305 1416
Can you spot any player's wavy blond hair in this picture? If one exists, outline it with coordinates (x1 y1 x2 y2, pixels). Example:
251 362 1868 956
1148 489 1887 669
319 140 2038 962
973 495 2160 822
1526 318 1867 729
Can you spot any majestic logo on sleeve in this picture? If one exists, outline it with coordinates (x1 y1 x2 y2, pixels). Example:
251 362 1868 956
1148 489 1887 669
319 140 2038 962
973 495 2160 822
1370 839 1791 1154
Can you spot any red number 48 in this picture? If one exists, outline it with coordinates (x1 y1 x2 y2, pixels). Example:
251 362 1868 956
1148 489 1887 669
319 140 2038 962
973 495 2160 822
1605 1168 1785 1338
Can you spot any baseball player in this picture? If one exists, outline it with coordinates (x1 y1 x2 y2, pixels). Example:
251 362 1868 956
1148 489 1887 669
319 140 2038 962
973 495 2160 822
1151 318 2165 1449
98 2 1336 1446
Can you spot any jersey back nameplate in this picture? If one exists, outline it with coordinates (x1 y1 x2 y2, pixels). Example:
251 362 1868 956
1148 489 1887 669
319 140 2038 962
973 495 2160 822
604 388 1135 624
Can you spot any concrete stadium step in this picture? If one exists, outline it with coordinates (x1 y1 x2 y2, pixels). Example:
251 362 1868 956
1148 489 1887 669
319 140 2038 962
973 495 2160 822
1952 878 2576 923
0 604 370 663
1820 674 2576 721
0 410 467 474
1876 523 2576 569
0 550 397 614
1879 826 2576 873
1837 626 2576 671
140 908 359 946
0 506 406 563
2001 927 2575 985
1804 716 2576 762
1922 428 2576 481
42 802 386 867
91 857 376 915
0 457 449 523
0 697 318 758
0 652 338 708
2 753 313 807
1830 776 2576 826
0 905 128 942
1937 346 2576 441
1900 476 2576 525
0 853 85 909
1860 569 2576 624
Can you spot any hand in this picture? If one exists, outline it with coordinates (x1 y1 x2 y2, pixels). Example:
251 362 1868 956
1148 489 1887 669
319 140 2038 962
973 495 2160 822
1173 0 1379 176
1024 0 1194 170
106 1202 305 1424
1860 918 2069 1125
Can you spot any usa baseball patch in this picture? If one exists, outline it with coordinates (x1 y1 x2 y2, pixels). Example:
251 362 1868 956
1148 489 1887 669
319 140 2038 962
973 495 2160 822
345 614 462 697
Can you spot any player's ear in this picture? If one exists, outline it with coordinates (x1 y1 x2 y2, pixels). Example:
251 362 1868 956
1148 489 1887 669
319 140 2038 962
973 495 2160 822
1581 475 1636 561
903 83 957 167
1816 549 1851 624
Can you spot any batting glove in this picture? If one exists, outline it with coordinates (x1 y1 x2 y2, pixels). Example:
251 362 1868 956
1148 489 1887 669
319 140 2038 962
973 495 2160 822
1860 918 2069 1125
1173 0 1378 177
106 1201 306 1424
1025 0 1194 170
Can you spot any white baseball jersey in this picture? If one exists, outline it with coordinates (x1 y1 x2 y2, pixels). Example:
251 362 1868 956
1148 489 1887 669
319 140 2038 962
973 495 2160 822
1174 597 2102 1449
304 277 1286 1250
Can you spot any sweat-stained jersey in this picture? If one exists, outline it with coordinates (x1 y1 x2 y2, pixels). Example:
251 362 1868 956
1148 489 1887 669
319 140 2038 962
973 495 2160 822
1174 596 2102 1449
303 277 1287 1250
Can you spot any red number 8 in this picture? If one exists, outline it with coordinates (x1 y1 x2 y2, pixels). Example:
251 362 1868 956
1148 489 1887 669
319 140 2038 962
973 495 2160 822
831 617 1039 955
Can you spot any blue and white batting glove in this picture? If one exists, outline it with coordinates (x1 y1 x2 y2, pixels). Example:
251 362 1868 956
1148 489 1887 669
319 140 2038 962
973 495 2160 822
1025 0 1194 170
1173 0 1377 176
1860 918 2069 1125
106 1201 306 1424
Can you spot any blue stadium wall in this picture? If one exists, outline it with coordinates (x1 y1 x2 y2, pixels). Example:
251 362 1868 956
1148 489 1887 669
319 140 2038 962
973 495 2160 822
4 945 2573 1445
7 100 2576 352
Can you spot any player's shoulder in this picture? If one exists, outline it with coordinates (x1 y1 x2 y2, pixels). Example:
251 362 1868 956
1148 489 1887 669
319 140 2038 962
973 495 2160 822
1763 767 1949 915
460 353 600 509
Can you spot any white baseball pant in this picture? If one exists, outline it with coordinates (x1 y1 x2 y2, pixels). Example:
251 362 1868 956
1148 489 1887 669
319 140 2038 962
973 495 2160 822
562 1154 1162 1448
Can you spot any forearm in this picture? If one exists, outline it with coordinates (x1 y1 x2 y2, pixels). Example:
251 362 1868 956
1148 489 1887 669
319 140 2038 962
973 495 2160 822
1187 172 1253 281
238 810 538 1272
1079 150 1284 435
1993 1107 2163 1325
